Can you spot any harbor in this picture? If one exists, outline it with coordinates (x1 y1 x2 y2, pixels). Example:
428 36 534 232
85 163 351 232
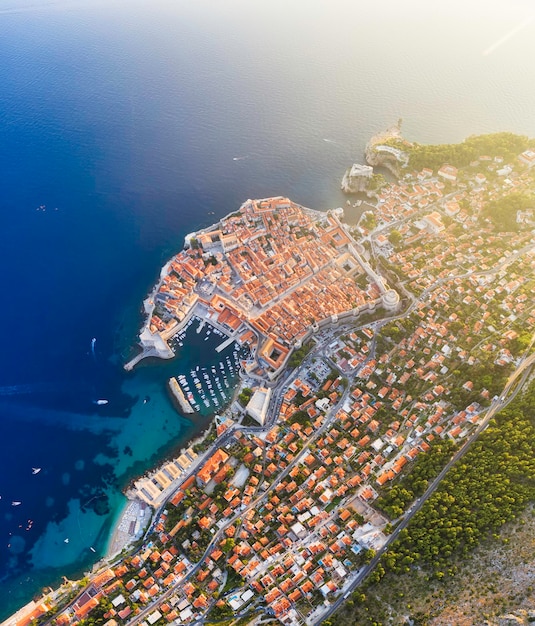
167 315 247 416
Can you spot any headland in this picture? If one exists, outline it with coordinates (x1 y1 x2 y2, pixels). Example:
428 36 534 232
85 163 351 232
125 196 398 384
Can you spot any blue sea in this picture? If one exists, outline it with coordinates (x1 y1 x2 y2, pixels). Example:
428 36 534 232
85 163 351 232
1 0 535 617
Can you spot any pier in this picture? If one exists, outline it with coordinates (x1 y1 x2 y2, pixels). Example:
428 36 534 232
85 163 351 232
215 334 236 353
124 329 174 371
124 352 146 371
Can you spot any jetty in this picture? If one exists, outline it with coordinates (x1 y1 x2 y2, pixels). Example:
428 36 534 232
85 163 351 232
124 328 174 371
215 334 236 353
168 377 194 414
124 352 146 371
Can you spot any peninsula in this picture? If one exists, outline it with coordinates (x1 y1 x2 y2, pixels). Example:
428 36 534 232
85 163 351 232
125 197 399 383
6 131 535 626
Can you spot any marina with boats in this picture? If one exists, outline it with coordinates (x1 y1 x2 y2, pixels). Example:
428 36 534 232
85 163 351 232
166 316 246 416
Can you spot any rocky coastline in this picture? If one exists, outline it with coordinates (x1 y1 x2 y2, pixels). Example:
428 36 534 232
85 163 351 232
364 118 410 175
341 120 409 195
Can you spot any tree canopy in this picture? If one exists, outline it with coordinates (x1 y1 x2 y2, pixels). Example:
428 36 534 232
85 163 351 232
329 383 535 626
383 383 535 574
405 132 532 171
483 190 534 232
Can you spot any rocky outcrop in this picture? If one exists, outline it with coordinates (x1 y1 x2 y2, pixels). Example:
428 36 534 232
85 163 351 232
484 609 535 626
365 119 411 176
341 163 374 194
496 616 525 626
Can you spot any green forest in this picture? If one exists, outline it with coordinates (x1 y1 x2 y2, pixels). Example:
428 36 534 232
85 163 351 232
483 190 535 231
327 381 535 626
375 439 456 519
403 132 532 171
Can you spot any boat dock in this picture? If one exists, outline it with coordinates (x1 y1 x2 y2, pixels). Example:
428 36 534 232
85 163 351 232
168 377 195 414
124 352 146 371
215 334 236 353
124 333 174 371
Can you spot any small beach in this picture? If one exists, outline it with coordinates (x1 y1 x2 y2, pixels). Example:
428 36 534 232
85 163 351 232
105 398 221 562
105 499 149 559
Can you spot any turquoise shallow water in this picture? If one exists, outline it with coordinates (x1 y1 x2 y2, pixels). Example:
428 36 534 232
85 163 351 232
1 0 535 618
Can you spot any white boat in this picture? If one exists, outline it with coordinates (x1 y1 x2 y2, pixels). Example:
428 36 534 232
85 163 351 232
12 501 22 506
32 468 41 475
90 546 96 553
96 399 108 406
64 538 69 544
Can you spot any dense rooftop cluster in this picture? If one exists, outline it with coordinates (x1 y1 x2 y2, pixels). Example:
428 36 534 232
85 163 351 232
15 140 535 626
143 197 383 378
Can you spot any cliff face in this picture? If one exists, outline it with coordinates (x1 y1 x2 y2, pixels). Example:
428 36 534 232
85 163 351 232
341 163 373 194
365 149 401 176
341 121 409 192
365 120 410 176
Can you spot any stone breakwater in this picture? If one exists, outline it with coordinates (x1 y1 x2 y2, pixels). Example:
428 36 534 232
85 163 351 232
168 377 194 414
